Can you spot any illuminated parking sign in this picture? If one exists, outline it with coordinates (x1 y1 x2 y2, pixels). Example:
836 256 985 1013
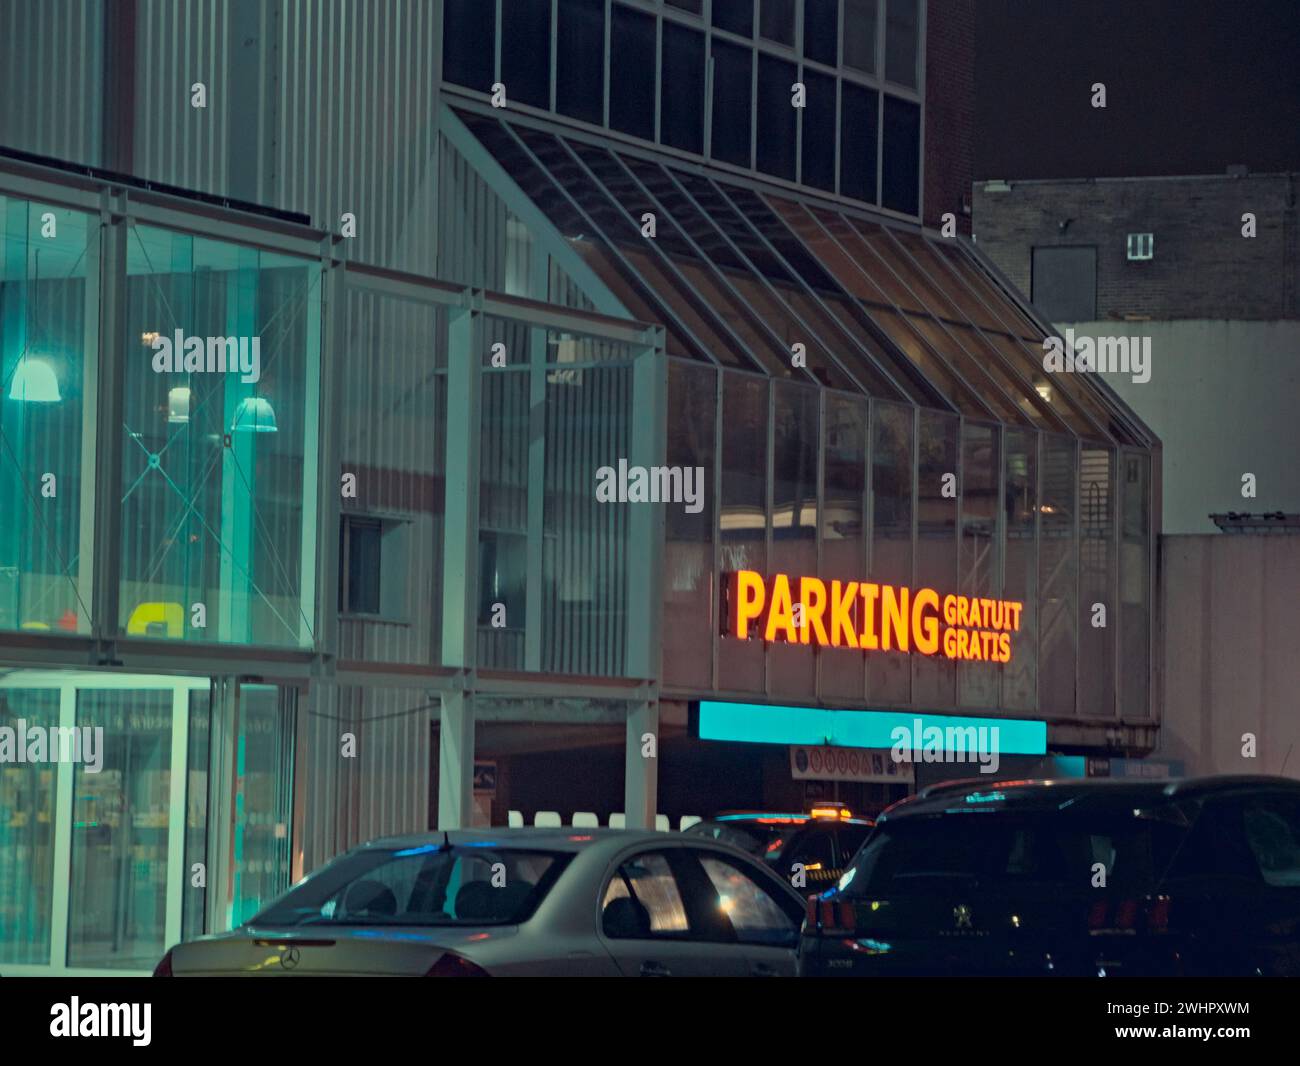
722 569 1023 663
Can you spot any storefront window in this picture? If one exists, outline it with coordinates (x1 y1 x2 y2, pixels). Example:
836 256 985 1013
1002 429 1039 711
67 689 173 970
821 393 868 701
664 361 717 690
959 422 1001 707
121 226 320 647
0 198 95 634
0 688 59 963
719 372 769 692
913 411 958 706
869 402 912 704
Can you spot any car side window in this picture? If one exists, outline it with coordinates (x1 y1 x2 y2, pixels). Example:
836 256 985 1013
694 854 799 947
1242 797 1300 888
601 852 690 938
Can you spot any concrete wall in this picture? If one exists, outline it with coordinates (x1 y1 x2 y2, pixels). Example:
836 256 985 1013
1069 319 1300 534
1158 535 1300 780
973 173 1299 321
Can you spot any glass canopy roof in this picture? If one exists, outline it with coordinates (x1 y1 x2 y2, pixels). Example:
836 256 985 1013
454 107 1148 446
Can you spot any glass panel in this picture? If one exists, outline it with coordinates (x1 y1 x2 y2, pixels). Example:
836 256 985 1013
121 226 320 647
913 411 958 707
443 0 495 92
501 0 551 108
0 198 94 634
182 687 209 941
769 381 819 698
1039 435 1077 716
804 0 840 65
229 686 295 926
885 0 919 88
801 69 837 193
1120 452 1151 719
711 40 754 167
844 0 879 73
557 0 606 125
757 54 798 180
959 423 1001 708
713 0 754 35
612 4 657 140
718 373 768 692
0 687 59 963
661 20 706 153
667 0 703 11
840 81 878 203
821 394 868 701
543 364 633 677
881 95 920 216
1078 446 1116 718
664 362 717 690
1002 429 1039 711
760 0 796 44
67 689 173 970
905 316 1026 425
869 402 912 704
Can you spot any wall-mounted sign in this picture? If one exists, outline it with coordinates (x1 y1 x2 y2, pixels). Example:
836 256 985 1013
790 745 915 784
722 570 1023 663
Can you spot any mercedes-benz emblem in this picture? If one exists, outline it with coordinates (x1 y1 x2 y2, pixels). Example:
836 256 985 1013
953 904 973 930
280 946 301 970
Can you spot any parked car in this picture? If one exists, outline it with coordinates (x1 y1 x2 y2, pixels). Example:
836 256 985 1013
684 803 874 888
799 775 1300 976
155 828 806 977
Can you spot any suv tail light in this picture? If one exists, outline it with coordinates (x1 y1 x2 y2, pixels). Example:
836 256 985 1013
805 896 855 936
426 951 490 977
152 949 174 977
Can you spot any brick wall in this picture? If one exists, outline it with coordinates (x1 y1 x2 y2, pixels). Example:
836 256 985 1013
972 174 1299 320
923 0 974 235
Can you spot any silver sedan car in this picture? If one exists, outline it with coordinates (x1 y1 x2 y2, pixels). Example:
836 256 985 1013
155 828 807 976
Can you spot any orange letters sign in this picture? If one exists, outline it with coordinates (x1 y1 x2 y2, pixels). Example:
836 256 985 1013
723 570 1022 663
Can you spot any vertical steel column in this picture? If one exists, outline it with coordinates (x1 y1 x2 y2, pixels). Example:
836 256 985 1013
626 327 666 681
438 690 476 830
625 697 659 830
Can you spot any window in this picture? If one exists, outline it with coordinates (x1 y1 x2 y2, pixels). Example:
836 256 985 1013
804 0 839 65
611 4 657 140
661 20 706 152
839 80 878 202
1242 798 1300 887
478 529 527 630
881 94 920 215
602 852 690 936
800 69 837 191
759 0 795 45
442 0 495 93
339 515 411 620
712 0 753 35
501 0 551 108
557 0 605 124
757 54 798 180
1032 246 1098 322
885 0 919 87
843 0 878 73
1126 232 1154 260
711 40 753 166
697 855 799 946
666 0 703 12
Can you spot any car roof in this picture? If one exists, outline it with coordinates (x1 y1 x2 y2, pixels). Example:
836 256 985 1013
880 774 1300 822
697 812 874 827
360 827 668 853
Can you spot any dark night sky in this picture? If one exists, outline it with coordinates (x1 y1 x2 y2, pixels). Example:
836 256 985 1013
975 0 1300 179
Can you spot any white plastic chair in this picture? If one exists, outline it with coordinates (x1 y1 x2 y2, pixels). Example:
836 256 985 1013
507 810 524 827
608 812 626 829
534 810 562 828
679 815 702 831
571 811 599 828
655 814 670 832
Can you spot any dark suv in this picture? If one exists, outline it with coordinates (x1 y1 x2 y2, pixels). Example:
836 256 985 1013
798 776 1300 976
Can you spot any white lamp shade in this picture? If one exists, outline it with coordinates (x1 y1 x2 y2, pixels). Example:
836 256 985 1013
232 395 278 433
167 386 191 423
7 358 61 403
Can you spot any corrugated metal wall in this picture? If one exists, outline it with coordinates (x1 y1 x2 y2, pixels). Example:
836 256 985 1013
300 683 431 873
0 0 103 165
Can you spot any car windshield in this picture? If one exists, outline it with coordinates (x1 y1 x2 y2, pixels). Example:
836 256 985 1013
839 808 1186 898
251 845 570 928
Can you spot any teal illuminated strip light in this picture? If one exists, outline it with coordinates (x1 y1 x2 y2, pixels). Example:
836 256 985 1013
697 701 1048 755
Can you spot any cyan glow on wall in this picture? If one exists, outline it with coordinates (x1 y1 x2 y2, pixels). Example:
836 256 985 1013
695 700 1048 755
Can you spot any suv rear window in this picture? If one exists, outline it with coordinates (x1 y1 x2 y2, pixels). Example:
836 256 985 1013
841 810 1186 897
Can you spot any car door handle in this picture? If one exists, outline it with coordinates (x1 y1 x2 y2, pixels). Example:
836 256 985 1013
750 962 781 977
639 960 672 977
